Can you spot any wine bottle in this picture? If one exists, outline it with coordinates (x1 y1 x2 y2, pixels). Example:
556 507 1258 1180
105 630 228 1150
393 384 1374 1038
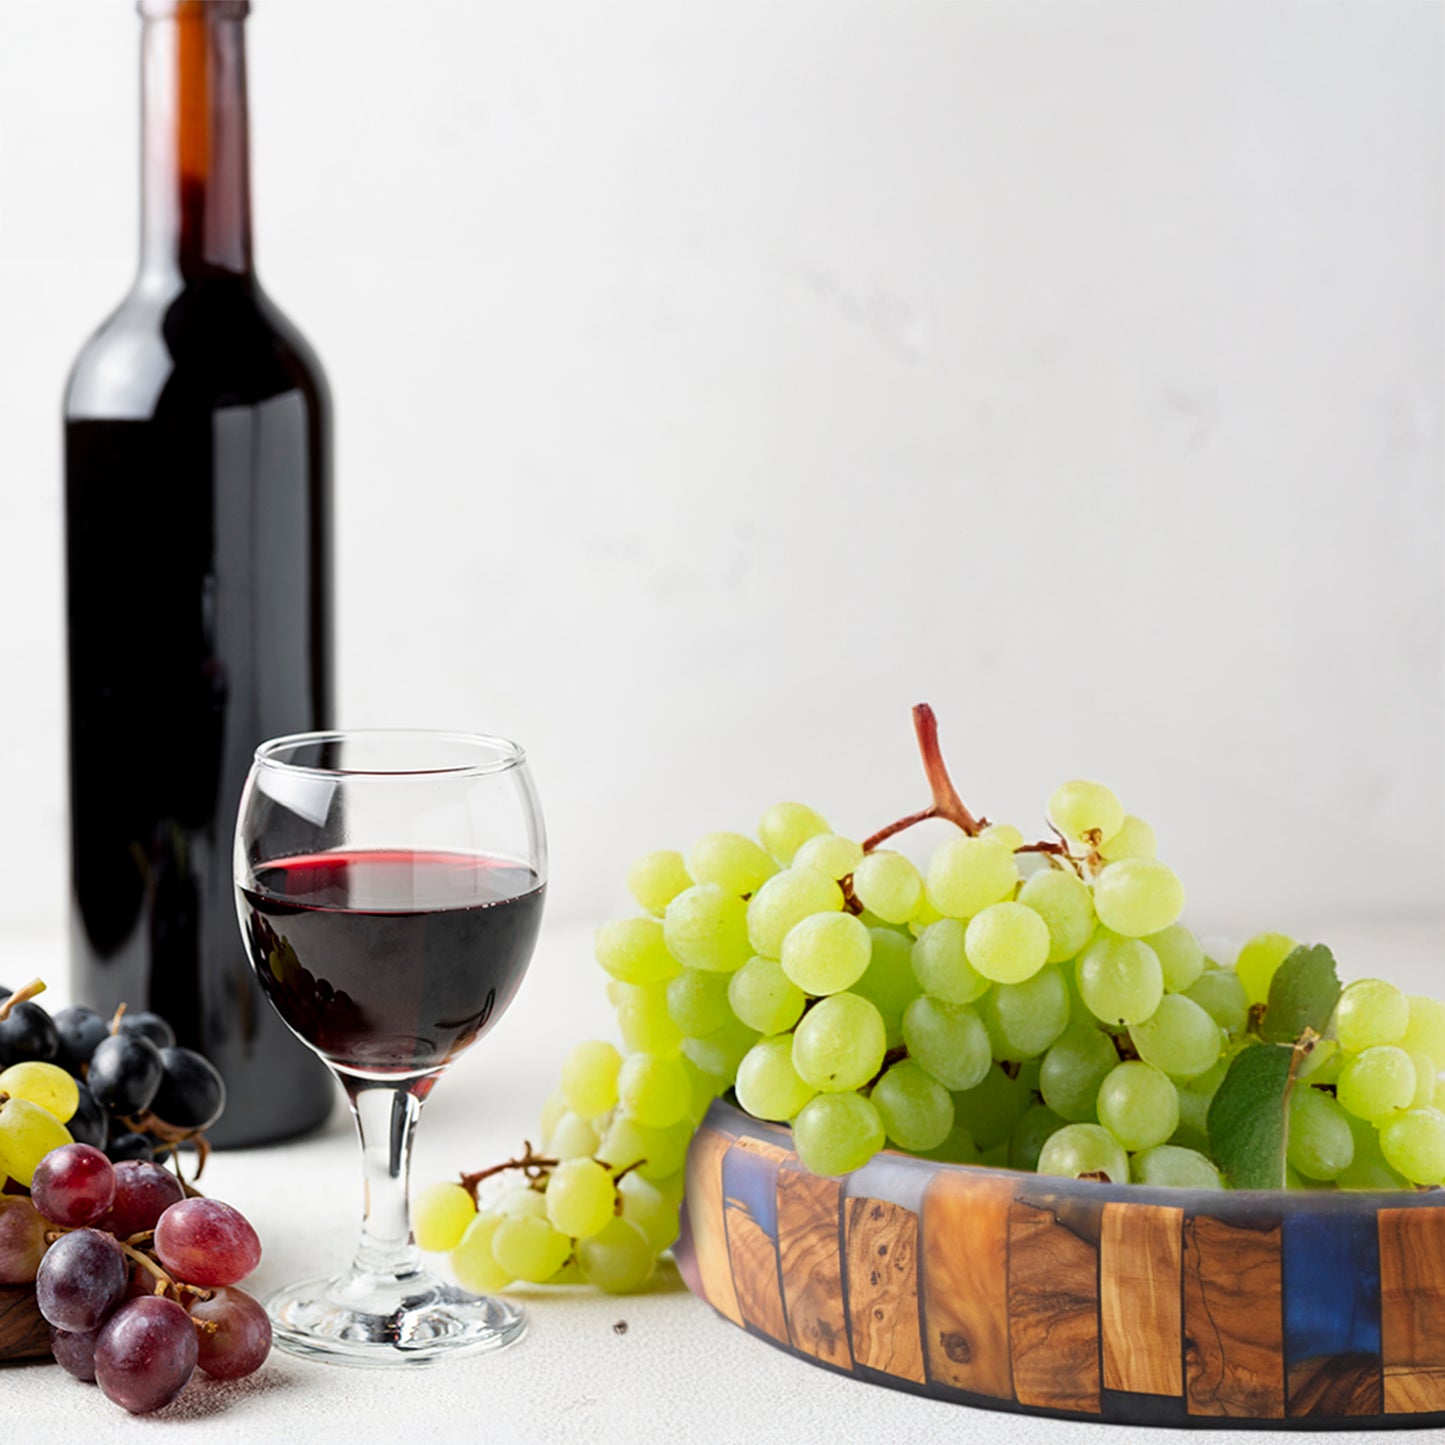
64 0 334 1146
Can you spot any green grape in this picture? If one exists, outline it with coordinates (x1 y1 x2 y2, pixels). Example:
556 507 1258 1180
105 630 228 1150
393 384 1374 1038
728 957 806 1035
1097 815 1157 862
913 1114 982 1165
979 965 1069 1061
545 1159 618 1240
627 850 693 915
495 1185 549 1219
1185 968 1250 1036
577 1216 655 1293
901 996 990 1092
491 1215 573 1284
871 1061 954 1151
686 831 778 896
414 1181 477 1252
981 822 1024 850
1091 859 1185 938
540 1088 569 1143
1287 1086 1354 1180
792 993 886 1092
450 1212 513 1292
547 1111 602 1160
1077 932 1164 1026
1133 1144 1222 1189
1409 1054 1437 1109
1337 1046 1416 1120
1379 1108 1445 1185
925 836 1019 920
545 1258 584 1286
964 902 1051 984
852 927 922 1048
906 896 944 938
616 1052 691 1129
1009 1104 1066 1172
666 968 734 1037
597 1113 693 1181
793 834 864 882
0 1097 72 1186
1040 1024 1120 1122
1168 1090 1210 1153
616 984 684 1059
1334 978 1410 1052
1143 923 1205 993
952 1064 1031 1149
1298 1037 1341 1084
851 851 923 924
560 1040 622 1119
1046 780 1125 844
617 1173 681 1253
911 920 989 1004
1037 1122 1130 1183
746 867 844 958
663 884 752 972
1235 932 1297 1006
792 1092 885 1176
0 1061 78 1123
1017 869 1095 964
735 1037 816 1121
1096 1061 1179 1151
680 1016 759 1081
1336 1113 1407 1191
780 912 872 995
680 1055 726 1124
758 802 830 864
1402 996 1445 1062
594 917 680 985
1129 994 1222 1080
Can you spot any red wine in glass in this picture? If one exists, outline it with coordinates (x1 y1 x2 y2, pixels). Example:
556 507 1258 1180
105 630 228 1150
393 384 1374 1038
240 850 545 1077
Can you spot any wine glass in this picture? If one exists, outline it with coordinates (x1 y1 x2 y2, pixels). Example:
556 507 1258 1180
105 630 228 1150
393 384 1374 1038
233 730 546 1365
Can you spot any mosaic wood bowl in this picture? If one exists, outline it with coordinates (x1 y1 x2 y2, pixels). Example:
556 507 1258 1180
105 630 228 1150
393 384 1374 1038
674 1099 1445 1430
0 1285 49 1361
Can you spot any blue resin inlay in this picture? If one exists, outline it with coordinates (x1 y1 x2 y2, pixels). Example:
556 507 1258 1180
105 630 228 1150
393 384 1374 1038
1282 1209 1380 1365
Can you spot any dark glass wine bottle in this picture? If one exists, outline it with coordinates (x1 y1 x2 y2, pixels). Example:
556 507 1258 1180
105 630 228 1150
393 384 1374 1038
65 0 334 1146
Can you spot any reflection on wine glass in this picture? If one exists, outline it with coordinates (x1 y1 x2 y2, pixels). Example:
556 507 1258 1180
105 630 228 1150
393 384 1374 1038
233 730 545 1364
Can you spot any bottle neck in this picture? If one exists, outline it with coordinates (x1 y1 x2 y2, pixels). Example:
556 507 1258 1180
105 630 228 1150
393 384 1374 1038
139 0 253 284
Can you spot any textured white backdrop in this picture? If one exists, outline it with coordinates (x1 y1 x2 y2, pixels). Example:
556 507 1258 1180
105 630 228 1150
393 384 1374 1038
0 0 1440 941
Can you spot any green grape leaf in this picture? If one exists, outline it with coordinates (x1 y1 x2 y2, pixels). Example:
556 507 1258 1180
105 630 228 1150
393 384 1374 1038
1207 1041 1303 1190
1260 943 1341 1044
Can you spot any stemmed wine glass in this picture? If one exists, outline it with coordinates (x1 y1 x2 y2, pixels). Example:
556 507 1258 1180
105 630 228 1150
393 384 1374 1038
233 730 546 1364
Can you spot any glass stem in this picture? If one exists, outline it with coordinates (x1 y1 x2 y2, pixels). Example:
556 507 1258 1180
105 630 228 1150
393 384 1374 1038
341 1075 427 1283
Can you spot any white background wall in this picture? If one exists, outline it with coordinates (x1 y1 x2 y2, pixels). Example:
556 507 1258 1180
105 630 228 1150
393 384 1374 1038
0 0 1440 941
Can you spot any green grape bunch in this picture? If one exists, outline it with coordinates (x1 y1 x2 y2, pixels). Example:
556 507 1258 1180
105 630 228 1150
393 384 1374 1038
416 704 1445 1295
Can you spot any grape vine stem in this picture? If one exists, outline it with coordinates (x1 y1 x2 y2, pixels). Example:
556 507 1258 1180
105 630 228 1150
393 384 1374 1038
861 704 986 852
0 978 47 1022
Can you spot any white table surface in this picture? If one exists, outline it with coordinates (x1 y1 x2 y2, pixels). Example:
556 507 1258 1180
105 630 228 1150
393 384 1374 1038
5 914 1443 1444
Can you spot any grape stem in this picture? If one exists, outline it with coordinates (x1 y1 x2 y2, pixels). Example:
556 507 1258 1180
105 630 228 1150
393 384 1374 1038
0 977 47 1022
459 1141 559 1202
108 1002 129 1035
861 704 986 852
116 1238 212 1303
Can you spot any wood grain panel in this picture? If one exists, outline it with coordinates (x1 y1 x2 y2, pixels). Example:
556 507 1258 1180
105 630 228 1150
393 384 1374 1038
723 1136 789 1344
683 1125 741 1326
1379 1206 1445 1414
1007 1191 1102 1414
776 1157 851 1369
0 1285 49 1360
1183 1213 1285 1419
845 1195 925 1382
920 1170 1014 1398
1101 1201 1184 1398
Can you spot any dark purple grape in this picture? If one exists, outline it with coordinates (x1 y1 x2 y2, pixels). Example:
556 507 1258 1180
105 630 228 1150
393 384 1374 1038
188 1287 271 1378
101 1161 184 1239
94 1297 198 1414
53 1006 110 1074
0 1194 49 1284
105 1131 155 1164
0 1001 59 1065
150 1047 226 1131
88 1033 163 1116
117 1012 176 1050
31 1144 117 1229
67 1082 110 1152
51 1325 102 1382
154 1199 261 1287
35 1228 128 1332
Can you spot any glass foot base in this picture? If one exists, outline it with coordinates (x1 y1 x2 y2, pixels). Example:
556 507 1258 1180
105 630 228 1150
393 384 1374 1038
265 1269 525 1366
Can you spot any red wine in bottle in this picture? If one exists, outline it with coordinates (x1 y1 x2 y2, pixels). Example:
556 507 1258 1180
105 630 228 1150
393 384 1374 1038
65 0 333 1146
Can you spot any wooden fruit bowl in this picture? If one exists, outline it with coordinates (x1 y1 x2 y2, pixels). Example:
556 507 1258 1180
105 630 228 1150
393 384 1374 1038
675 1099 1445 1430
0 1286 50 1361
